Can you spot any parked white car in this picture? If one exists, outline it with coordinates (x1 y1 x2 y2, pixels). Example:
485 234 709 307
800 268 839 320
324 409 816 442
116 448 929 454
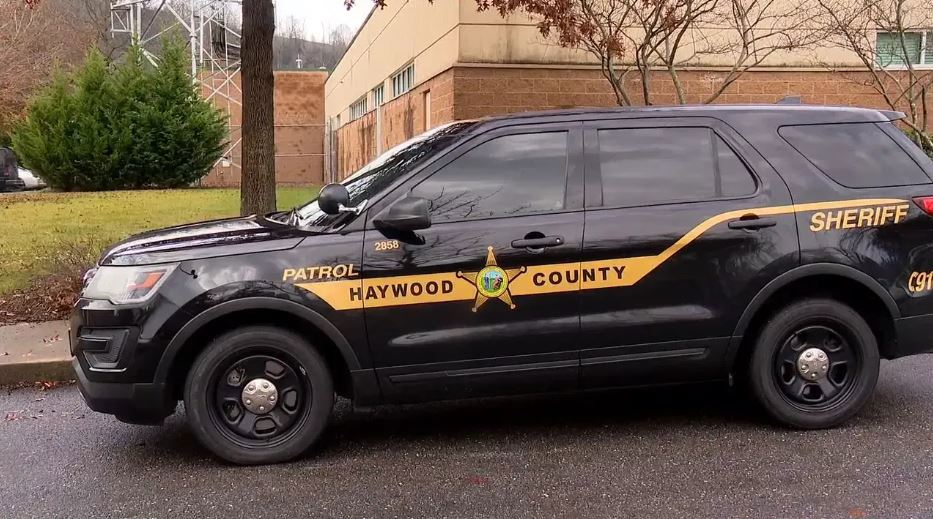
18 167 46 190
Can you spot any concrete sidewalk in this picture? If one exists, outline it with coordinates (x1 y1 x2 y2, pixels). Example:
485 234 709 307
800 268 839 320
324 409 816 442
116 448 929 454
0 321 73 385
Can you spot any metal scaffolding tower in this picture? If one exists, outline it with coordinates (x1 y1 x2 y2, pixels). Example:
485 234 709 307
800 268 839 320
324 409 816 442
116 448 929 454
110 0 243 173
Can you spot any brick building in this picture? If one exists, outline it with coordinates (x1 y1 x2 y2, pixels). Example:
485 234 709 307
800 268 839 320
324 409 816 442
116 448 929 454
202 70 327 186
324 0 932 179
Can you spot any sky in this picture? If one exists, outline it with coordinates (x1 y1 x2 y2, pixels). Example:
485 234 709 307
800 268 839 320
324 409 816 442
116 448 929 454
276 0 373 41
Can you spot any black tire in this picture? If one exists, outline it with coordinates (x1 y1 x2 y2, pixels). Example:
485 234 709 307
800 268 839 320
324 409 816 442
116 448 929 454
748 298 879 429
184 325 334 465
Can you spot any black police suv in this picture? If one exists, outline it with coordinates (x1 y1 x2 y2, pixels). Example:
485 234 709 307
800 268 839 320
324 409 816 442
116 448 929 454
72 105 933 464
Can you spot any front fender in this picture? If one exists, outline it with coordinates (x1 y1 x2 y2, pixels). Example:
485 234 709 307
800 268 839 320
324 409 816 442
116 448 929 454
153 295 362 385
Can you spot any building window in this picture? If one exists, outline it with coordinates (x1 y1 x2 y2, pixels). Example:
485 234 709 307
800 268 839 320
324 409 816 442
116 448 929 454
350 96 368 120
876 31 933 68
392 63 415 98
372 84 385 107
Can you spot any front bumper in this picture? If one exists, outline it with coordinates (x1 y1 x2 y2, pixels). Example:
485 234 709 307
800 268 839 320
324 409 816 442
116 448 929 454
70 297 177 424
74 359 175 424
0 178 25 192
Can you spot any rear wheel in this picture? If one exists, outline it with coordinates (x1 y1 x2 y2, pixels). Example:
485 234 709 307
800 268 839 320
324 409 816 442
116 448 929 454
184 326 334 464
748 298 879 428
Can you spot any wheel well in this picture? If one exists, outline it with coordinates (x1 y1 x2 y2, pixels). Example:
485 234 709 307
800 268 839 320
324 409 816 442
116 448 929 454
166 309 353 401
733 274 897 370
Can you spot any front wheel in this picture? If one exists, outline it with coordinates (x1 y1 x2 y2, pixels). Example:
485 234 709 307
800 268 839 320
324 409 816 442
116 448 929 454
747 298 879 429
184 326 334 465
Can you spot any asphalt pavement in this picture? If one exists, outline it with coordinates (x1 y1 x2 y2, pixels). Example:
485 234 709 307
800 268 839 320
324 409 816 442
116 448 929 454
2 356 933 519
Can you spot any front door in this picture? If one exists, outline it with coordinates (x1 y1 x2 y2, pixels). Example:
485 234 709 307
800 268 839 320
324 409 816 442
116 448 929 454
361 125 585 402
578 118 798 387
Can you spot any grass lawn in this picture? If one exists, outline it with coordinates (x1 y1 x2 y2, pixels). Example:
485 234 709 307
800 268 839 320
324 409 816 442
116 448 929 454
0 187 319 294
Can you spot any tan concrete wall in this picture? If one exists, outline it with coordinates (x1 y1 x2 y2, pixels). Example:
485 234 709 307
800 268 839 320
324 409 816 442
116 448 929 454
201 70 327 187
324 1 461 122
458 24 864 68
456 3 864 68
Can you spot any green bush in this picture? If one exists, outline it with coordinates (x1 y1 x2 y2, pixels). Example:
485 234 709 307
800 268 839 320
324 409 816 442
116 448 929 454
905 130 933 160
11 39 227 191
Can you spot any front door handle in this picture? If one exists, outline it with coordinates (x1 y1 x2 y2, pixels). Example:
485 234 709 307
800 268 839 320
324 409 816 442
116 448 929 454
728 217 777 230
511 235 564 250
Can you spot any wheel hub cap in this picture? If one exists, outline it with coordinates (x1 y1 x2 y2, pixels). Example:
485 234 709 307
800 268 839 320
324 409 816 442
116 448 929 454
797 347 829 381
241 377 278 414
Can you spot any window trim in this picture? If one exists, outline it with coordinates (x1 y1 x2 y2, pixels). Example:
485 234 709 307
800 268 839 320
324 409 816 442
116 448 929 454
875 30 933 70
391 62 415 98
583 122 762 212
372 83 385 107
349 95 368 121
363 122 585 229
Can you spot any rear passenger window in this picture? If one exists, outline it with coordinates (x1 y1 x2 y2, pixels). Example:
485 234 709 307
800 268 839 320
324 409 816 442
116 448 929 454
597 127 756 207
779 123 931 188
413 132 568 221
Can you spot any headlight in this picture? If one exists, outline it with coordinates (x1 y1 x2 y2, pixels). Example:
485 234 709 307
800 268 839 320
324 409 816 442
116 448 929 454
82 264 177 304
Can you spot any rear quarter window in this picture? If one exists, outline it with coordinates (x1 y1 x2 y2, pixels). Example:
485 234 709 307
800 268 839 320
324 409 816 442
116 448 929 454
778 122 932 188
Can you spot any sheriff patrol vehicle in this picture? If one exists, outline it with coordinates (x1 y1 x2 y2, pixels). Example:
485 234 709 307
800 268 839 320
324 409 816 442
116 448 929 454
71 105 933 464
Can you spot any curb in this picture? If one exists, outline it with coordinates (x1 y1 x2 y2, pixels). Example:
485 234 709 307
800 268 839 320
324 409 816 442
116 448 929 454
0 358 74 386
0 320 74 386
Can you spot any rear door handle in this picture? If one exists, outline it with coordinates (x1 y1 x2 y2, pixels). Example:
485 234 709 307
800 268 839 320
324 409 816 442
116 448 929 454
728 217 777 230
511 235 564 249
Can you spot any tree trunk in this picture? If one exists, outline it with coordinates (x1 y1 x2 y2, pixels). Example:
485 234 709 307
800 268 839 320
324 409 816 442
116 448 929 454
240 0 276 216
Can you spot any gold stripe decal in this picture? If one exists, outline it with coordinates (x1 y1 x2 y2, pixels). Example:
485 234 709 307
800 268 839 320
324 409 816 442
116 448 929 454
295 198 907 311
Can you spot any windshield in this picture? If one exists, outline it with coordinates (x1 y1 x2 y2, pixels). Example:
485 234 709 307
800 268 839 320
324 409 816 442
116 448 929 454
295 120 478 229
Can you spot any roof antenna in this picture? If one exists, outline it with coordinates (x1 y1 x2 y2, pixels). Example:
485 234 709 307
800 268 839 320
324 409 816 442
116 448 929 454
777 95 802 105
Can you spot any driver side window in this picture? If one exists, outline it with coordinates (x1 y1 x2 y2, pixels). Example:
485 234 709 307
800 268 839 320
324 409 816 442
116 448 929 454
411 132 569 222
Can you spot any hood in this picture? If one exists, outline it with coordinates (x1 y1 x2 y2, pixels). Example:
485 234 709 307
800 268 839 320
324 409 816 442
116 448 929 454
100 215 307 266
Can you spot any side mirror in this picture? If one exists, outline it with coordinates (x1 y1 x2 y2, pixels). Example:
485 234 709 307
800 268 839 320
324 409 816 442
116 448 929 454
318 183 349 215
374 196 432 231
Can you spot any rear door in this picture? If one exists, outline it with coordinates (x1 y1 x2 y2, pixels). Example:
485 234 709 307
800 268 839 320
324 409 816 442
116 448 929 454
578 117 798 387
361 123 586 402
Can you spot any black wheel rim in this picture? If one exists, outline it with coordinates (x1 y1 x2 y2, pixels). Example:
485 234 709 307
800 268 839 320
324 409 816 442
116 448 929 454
774 324 859 411
207 350 312 448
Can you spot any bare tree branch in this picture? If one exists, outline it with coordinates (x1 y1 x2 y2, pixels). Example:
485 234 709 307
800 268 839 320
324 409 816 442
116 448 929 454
815 0 933 148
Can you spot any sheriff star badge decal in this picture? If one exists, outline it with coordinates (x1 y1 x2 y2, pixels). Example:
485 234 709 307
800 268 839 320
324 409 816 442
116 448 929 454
456 247 526 312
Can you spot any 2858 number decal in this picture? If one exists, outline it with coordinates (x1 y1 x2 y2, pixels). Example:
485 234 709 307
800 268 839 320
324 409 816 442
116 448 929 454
374 240 400 251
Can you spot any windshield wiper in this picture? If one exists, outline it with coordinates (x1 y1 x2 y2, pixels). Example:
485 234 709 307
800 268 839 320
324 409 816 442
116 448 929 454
284 207 301 227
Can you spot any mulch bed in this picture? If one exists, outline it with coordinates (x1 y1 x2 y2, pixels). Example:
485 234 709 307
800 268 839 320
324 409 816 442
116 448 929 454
0 272 82 326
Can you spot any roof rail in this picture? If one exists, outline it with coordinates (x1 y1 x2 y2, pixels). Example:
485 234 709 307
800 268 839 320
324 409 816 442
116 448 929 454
776 96 802 105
